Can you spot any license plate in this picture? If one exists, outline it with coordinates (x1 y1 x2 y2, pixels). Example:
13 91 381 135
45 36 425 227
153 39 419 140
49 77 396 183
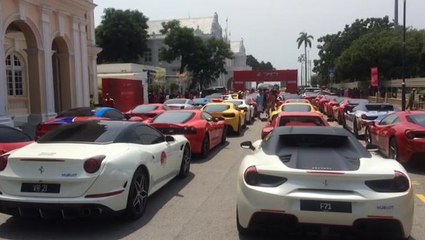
300 200 352 213
21 183 60 193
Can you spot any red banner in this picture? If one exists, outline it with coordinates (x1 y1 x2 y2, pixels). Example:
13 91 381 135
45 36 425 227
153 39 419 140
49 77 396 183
370 67 379 87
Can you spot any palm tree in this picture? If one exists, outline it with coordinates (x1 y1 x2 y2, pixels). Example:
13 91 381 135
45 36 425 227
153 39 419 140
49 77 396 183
297 32 314 86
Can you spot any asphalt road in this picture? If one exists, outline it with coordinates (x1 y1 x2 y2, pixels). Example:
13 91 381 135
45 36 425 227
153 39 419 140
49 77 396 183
0 118 424 240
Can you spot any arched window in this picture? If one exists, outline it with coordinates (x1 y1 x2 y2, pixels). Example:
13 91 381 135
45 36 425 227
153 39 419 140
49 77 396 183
5 53 25 96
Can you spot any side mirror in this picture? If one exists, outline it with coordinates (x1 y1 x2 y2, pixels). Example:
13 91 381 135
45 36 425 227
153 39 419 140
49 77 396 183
261 127 273 139
165 135 175 142
365 143 379 152
240 141 255 151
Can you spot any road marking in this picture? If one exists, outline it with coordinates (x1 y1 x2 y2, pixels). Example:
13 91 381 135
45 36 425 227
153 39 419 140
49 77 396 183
416 194 425 203
412 181 420 186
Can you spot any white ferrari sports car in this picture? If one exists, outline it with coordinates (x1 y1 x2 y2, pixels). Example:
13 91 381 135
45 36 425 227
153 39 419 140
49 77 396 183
237 126 413 239
0 120 191 220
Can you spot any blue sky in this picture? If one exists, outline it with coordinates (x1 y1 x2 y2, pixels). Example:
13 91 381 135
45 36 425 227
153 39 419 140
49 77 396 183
94 0 425 71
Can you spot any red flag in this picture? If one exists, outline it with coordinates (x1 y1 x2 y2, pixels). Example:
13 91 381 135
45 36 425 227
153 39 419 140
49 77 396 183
371 67 379 87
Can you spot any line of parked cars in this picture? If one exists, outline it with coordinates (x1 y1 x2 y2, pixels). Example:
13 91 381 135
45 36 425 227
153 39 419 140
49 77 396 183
0 95 256 221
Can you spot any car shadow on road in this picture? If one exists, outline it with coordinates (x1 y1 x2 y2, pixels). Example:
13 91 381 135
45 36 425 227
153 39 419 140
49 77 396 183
191 141 230 164
404 160 425 175
237 226 412 240
0 173 195 240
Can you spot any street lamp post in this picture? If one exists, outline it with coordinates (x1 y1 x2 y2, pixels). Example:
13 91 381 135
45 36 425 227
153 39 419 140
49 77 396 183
401 0 406 111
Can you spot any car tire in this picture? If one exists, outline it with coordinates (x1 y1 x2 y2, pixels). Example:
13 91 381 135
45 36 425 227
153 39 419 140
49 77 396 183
389 137 399 161
235 121 241 135
353 121 360 139
220 127 227 145
365 127 372 144
125 168 149 220
200 135 210 158
178 144 191 178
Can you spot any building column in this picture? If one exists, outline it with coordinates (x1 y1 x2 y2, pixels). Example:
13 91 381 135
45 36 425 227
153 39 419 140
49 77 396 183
41 7 56 118
72 17 83 107
79 23 89 106
0 20 14 126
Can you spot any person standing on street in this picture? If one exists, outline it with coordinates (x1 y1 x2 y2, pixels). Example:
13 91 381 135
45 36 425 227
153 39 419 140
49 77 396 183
103 93 115 107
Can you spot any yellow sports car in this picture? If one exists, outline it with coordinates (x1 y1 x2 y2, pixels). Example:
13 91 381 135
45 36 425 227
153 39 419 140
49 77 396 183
269 102 319 122
202 102 246 135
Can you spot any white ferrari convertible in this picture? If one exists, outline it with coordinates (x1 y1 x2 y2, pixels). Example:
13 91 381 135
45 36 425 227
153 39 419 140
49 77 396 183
237 126 413 239
0 120 191 220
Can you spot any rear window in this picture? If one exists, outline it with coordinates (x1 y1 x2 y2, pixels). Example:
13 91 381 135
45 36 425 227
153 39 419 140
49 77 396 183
57 107 95 118
407 114 425 127
132 105 158 113
38 121 123 143
279 117 325 126
365 105 394 111
203 105 230 112
262 133 370 158
282 105 311 112
153 112 194 124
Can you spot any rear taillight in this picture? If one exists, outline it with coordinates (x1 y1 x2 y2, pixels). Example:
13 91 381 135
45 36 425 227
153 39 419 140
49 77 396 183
244 166 287 187
84 155 106 174
183 127 197 135
365 171 410 192
0 154 9 171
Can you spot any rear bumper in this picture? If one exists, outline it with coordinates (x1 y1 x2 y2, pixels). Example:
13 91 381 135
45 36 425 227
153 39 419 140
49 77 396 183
0 200 116 218
237 180 413 238
0 188 128 217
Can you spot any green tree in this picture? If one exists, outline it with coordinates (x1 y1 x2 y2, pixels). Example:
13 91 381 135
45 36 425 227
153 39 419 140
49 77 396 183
159 20 233 89
297 32 314 86
335 28 425 82
96 8 149 63
246 55 275 70
314 17 394 82
189 38 233 89
159 20 199 74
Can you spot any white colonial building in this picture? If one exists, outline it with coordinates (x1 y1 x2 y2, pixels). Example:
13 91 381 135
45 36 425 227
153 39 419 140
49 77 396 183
0 0 99 131
143 13 251 91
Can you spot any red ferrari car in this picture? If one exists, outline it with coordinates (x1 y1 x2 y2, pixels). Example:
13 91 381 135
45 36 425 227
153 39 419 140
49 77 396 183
366 111 425 163
261 112 329 139
149 110 227 157
324 97 348 119
0 125 33 155
125 103 167 120
333 98 369 125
